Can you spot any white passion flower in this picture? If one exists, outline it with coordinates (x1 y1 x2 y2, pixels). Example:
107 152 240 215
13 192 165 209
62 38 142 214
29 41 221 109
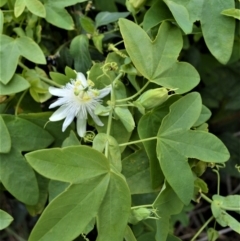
48 72 111 137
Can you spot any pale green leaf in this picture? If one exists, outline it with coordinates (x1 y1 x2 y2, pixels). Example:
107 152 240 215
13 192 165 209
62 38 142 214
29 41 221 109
49 72 69 86
70 35 92 74
29 175 109 241
14 0 25 17
16 36 46 64
93 34 104 53
207 228 219 241
95 11 130 28
159 92 202 135
0 74 30 95
162 130 230 163
211 201 240 234
143 0 173 31
156 216 170 241
119 19 182 79
212 195 240 212
157 142 194 205
25 146 110 183
193 105 211 126
25 0 46 17
124 225 137 241
115 107 135 132
44 4 74 30
201 0 235 64
154 62 200 94
45 0 88 8
0 35 20 84
97 172 131 241
221 8 240 20
80 16 95 34
61 131 80 147
0 210 13 230
164 0 192 34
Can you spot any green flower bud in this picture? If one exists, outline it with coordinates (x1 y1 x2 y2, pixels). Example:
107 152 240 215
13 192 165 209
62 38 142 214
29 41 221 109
126 0 146 13
128 208 152 225
136 88 169 109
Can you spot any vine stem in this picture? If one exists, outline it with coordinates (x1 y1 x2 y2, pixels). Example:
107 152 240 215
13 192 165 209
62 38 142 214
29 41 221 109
104 73 123 158
190 216 214 241
212 169 220 195
18 61 62 87
201 193 213 204
131 204 153 210
15 89 28 116
119 136 157 147
116 80 150 103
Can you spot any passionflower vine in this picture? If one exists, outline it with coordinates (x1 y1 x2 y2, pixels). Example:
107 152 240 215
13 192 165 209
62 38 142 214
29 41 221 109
48 72 111 137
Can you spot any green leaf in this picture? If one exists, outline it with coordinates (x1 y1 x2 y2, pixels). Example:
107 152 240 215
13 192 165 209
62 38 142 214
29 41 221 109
17 36 46 64
0 35 46 84
45 0 88 8
2 115 53 151
193 105 211 126
115 107 135 132
119 19 181 78
153 182 184 217
122 149 153 194
212 195 240 212
0 115 53 205
138 96 179 189
0 147 39 205
26 174 49 216
95 11 130 28
221 8 240 20
0 35 20 84
48 180 69 202
0 115 11 153
14 0 26 17
25 146 110 183
155 62 200 94
70 35 92 74
201 0 235 64
61 131 80 147
97 172 131 241
25 0 46 18
159 93 202 134
124 225 137 241
80 16 95 34
93 133 121 172
0 210 13 230
143 0 173 31
28 175 110 241
211 201 240 234
156 93 230 204
44 4 74 30
164 0 192 34
207 228 219 241
156 216 170 241
0 74 30 95
49 72 69 86
119 19 199 93
93 34 104 53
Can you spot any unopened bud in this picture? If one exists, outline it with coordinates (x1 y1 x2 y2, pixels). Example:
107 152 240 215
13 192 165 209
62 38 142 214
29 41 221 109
136 88 169 109
126 0 146 13
128 207 152 225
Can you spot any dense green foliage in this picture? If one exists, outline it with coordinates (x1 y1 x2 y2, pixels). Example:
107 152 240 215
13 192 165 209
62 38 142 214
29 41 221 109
0 0 240 240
